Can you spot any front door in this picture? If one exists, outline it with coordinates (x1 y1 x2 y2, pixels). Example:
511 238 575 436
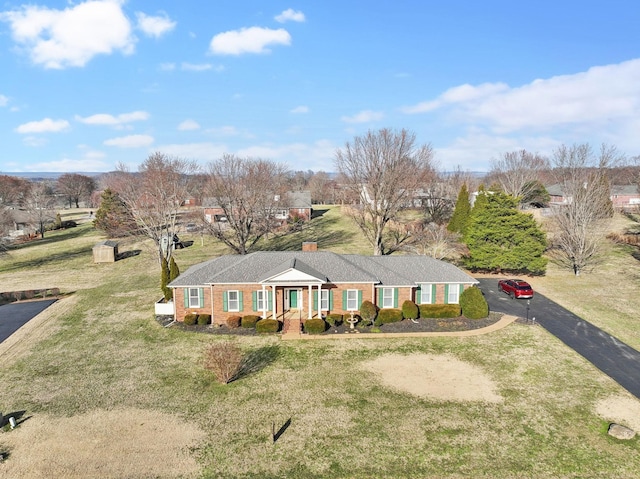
289 289 298 309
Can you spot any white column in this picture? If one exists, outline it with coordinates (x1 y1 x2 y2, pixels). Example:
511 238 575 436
307 284 313 319
317 284 321 319
271 285 277 319
261 284 267 319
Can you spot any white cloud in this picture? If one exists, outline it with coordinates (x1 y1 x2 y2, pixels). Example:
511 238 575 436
155 142 228 162
16 118 70 133
209 26 291 55
341 110 384 124
76 111 150 127
236 140 336 171
403 59 640 135
24 157 110 172
22 136 48 147
0 0 135 69
104 134 154 148
0 94 8 107
159 62 175 71
181 62 213 72
275 9 305 23
135 11 176 38
290 105 309 114
206 126 241 137
178 119 200 131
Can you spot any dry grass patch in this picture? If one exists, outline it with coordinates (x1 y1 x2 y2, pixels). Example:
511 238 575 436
0 408 205 479
596 394 640 432
361 353 503 403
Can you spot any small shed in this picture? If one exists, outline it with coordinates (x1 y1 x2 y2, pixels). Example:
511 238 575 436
93 240 119 263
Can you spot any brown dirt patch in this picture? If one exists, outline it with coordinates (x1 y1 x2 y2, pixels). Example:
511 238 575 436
0 408 205 479
595 394 640 432
361 353 503 403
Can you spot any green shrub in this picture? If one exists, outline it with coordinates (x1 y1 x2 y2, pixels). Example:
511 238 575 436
226 315 241 328
401 300 419 319
460 286 489 319
325 313 343 326
304 318 327 334
375 308 403 326
359 300 378 323
419 304 461 318
256 319 280 333
241 315 261 328
183 313 197 325
197 314 211 325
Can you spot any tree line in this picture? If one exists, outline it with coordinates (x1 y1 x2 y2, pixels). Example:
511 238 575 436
3 128 638 276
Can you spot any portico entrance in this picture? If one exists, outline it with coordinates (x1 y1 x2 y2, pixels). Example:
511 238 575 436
286 288 303 310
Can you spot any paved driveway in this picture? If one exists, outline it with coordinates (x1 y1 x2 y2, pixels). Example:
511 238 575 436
0 299 57 343
476 278 640 400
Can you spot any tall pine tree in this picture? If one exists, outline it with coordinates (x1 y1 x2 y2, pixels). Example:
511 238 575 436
93 188 137 237
447 184 471 234
463 192 547 275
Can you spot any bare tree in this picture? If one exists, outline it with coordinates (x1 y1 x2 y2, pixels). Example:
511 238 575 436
204 154 289 254
488 150 549 203
549 143 621 275
56 173 96 208
420 171 457 225
0 174 30 207
24 181 57 238
105 152 199 263
335 128 435 255
405 222 462 259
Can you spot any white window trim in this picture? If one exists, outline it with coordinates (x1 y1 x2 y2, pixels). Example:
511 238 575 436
188 288 201 308
256 290 266 311
320 289 329 311
346 289 358 311
448 284 460 304
419 285 432 305
382 287 394 308
228 290 240 312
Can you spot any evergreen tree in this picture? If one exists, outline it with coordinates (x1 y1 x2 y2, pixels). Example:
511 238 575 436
447 184 471 234
161 257 171 301
169 257 180 282
463 192 547 275
93 188 136 237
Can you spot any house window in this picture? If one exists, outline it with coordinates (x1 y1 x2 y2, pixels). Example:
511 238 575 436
447 284 460 304
320 290 329 310
256 290 266 310
419 285 433 304
382 288 394 308
188 288 202 308
227 290 240 312
346 289 358 311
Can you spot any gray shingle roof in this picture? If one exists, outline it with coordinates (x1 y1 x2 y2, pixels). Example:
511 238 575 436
169 251 478 287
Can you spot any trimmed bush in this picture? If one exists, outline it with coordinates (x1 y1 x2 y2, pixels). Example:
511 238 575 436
304 318 327 334
226 315 241 328
197 314 211 325
183 313 197 325
401 300 419 320
460 286 489 319
419 304 461 319
325 313 343 327
256 319 280 333
359 300 378 324
375 308 403 326
241 315 260 328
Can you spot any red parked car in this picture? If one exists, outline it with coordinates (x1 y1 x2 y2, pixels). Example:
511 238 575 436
498 279 534 299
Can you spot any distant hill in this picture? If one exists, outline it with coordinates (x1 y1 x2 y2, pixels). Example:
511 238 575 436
1 172 106 180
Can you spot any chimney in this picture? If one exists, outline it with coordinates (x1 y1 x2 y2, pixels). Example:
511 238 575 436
302 241 318 252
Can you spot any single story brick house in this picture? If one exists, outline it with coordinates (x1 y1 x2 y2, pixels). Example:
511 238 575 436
168 246 478 327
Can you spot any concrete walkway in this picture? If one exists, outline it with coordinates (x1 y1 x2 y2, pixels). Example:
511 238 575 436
281 314 518 340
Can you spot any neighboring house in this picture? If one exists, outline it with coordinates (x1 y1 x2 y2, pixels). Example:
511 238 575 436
168 244 478 327
202 190 312 225
4 208 37 239
547 184 640 209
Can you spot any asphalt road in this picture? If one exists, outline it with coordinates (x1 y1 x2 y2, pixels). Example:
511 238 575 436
0 299 57 343
476 278 640 400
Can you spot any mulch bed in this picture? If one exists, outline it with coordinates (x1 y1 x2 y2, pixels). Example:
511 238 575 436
322 312 503 335
158 312 505 336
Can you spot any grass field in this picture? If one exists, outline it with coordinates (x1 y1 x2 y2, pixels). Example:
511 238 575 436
0 207 639 478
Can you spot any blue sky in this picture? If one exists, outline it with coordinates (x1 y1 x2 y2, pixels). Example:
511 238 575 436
1 0 639 174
